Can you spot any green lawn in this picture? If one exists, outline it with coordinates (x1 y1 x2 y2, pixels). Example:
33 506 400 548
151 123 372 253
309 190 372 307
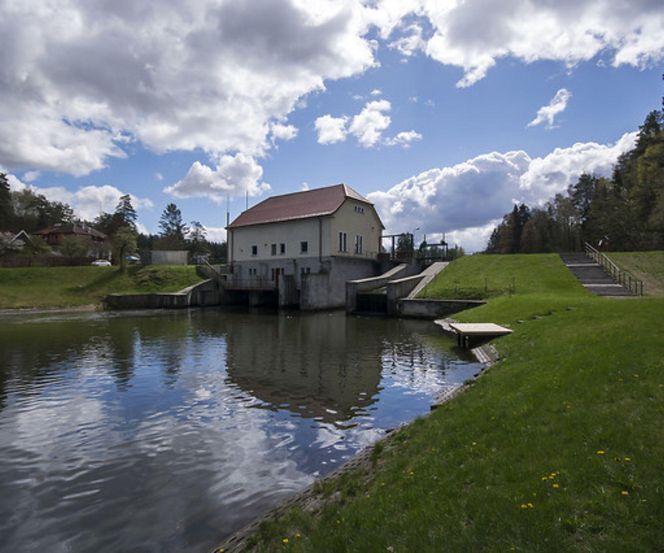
243 255 664 552
0 265 203 309
608 251 664 296
418 253 586 299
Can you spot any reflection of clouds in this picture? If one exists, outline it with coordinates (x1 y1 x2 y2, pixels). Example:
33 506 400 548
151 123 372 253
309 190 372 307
0 310 482 553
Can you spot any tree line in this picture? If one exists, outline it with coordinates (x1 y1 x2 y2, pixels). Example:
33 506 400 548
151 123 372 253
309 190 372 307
0 178 226 265
487 105 664 254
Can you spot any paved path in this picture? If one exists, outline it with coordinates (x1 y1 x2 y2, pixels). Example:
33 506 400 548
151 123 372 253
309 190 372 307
559 252 634 297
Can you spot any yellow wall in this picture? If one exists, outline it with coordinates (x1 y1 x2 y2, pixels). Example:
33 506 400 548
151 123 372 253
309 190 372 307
329 200 382 259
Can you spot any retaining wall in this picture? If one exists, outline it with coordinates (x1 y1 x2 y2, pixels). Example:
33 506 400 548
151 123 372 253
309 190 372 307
103 279 220 310
397 298 485 318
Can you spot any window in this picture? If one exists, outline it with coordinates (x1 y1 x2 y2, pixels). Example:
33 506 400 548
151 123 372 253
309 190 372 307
338 232 347 252
251 245 257 256
271 243 277 256
300 241 308 253
280 243 285 254
354 205 365 214
355 235 363 254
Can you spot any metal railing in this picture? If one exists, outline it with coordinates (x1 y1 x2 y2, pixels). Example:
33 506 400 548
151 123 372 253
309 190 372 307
584 242 643 296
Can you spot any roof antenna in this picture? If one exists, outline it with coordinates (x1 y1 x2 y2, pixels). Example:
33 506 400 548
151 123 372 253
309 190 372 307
226 195 230 227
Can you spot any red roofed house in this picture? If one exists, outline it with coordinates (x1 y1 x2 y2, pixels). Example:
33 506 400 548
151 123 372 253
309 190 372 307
226 183 384 309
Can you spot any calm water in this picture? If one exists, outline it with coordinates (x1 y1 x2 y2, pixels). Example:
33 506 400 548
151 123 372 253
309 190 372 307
0 309 481 553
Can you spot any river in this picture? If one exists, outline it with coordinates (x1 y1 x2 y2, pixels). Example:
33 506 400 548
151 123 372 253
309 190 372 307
0 308 481 552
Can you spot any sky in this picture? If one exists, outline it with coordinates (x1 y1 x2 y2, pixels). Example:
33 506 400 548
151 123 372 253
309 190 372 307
1 0 663 251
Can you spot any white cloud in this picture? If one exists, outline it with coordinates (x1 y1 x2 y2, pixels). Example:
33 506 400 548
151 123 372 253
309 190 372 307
203 226 227 243
270 123 299 142
388 22 425 58
384 130 422 148
528 89 572 129
316 99 421 148
348 99 392 147
164 153 270 203
373 1 664 87
154 172 164 182
0 0 376 176
314 114 349 144
369 132 636 251
7 177 153 221
519 132 638 199
370 88 382 96
22 170 41 183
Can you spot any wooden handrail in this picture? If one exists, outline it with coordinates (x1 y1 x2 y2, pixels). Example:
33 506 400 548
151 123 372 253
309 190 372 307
584 243 643 296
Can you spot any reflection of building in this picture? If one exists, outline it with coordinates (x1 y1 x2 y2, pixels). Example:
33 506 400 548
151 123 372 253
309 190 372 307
225 184 384 309
223 312 383 423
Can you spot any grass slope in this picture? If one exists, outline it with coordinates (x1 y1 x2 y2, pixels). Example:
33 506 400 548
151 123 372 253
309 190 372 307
608 251 664 296
418 253 585 299
245 255 664 552
0 265 203 309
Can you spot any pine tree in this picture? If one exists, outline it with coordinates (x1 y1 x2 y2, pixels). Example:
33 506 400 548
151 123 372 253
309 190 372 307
114 194 137 229
159 203 188 241
0 173 12 231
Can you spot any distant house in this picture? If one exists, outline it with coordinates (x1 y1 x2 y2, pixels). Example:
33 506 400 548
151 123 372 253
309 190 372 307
226 183 384 309
33 223 109 258
9 230 32 249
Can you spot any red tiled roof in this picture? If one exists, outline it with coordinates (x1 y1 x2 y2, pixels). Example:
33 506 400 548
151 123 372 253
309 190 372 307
34 223 107 240
228 183 383 229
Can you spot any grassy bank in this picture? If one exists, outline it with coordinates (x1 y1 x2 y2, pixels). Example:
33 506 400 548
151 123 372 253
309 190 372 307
0 265 203 309
608 251 664 296
244 254 664 552
418 253 584 299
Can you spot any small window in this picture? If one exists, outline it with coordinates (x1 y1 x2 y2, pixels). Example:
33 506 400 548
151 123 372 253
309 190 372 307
280 243 285 254
271 243 277 256
251 245 257 256
300 241 308 253
355 235 363 254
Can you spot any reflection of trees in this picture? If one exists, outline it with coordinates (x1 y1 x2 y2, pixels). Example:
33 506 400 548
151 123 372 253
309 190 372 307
0 312 195 408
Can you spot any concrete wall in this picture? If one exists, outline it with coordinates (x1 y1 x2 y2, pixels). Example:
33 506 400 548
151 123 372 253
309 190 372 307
345 263 416 313
301 257 377 310
386 274 425 315
149 250 188 265
103 279 220 310
397 298 485 319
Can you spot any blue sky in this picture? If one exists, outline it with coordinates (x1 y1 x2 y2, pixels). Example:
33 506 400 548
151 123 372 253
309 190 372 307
2 1 663 250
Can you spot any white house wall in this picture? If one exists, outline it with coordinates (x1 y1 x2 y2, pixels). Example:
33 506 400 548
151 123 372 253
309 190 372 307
230 217 331 262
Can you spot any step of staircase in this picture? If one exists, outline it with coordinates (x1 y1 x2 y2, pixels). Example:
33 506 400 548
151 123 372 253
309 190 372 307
559 252 634 297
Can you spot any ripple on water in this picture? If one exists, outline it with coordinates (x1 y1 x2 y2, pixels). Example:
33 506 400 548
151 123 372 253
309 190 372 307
0 309 482 553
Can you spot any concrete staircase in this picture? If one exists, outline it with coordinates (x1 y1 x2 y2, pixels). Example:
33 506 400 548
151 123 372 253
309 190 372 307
559 252 634 297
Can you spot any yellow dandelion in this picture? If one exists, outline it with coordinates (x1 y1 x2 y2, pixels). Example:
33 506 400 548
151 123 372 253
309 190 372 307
520 504 528 509
295 533 301 539
541 476 548 481
552 483 560 489
527 502 534 508
621 490 629 496
596 450 605 455
624 457 631 462
282 538 289 544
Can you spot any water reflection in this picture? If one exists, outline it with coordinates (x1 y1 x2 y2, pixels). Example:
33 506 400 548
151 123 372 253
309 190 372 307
0 309 481 553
